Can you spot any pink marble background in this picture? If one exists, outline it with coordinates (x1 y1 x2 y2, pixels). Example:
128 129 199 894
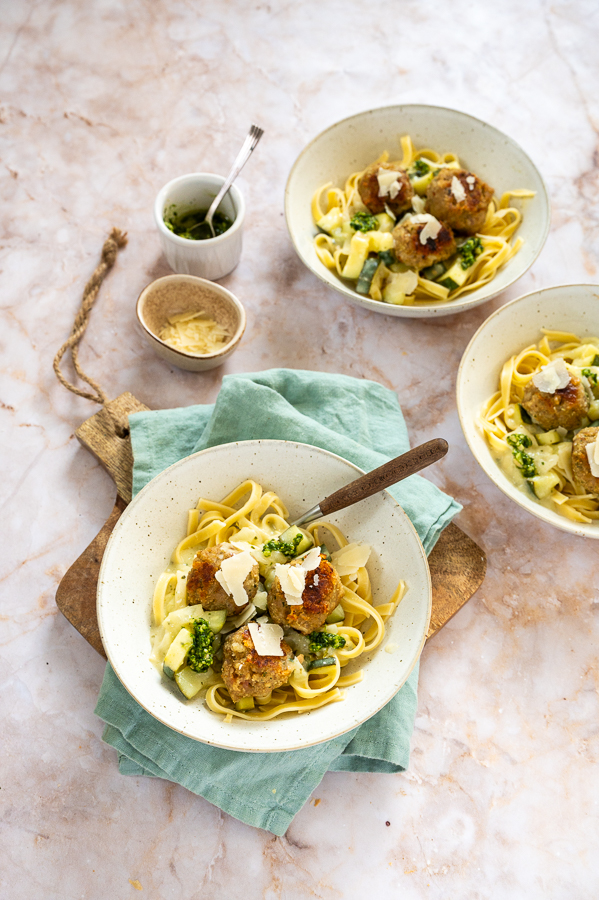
1 1 598 897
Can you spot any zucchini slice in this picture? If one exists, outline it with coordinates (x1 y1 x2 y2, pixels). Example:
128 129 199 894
175 666 214 699
163 626 193 679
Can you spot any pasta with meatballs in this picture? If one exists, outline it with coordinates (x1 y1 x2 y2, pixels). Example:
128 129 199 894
311 135 534 306
479 330 599 523
150 480 407 721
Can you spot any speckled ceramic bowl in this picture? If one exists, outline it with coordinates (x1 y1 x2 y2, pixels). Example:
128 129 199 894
136 274 246 371
285 104 550 318
457 284 599 538
97 440 431 752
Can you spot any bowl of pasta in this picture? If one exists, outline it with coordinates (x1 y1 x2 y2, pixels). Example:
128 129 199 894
457 284 599 537
97 440 431 752
285 105 549 318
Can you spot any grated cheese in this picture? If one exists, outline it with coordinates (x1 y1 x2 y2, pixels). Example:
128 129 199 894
248 621 284 656
377 169 403 200
450 176 466 202
331 542 372 576
586 440 599 477
159 310 230 355
532 358 571 394
215 550 255 606
410 213 442 245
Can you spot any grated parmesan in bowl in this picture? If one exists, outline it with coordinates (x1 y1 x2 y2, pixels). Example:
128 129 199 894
159 310 231 355
136 274 246 372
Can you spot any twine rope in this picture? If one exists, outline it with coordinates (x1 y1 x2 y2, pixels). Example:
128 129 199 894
53 228 128 434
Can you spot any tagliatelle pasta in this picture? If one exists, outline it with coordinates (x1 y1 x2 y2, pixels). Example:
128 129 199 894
479 330 599 523
312 135 535 307
150 480 407 722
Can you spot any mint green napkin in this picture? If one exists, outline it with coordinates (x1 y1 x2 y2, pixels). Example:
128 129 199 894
95 369 461 835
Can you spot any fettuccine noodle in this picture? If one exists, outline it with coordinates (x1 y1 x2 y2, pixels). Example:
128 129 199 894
479 331 599 523
312 134 534 306
150 480 407 721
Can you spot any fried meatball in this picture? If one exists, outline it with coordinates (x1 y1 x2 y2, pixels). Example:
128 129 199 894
186 544 259 616
221 625 293 702
571 427 599 495
267 558 344 635
521 373 589 431
392 216 456 271
425 167 494 235
358 162 414 216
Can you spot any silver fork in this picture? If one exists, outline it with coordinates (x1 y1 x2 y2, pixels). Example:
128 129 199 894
201 124 264 237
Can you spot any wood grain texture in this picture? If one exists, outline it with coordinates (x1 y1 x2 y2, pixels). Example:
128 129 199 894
320 439 448 515
426 522 487 638
56 496 127 658
75 392 149 503
56 394 486 654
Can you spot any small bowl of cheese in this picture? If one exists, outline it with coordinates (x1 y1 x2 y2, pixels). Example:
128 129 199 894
136 274 246 371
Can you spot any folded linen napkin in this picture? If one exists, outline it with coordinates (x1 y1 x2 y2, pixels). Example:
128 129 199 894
95 369 461 835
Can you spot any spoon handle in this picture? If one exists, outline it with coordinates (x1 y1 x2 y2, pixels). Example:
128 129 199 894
292 438 448 527
205 124 264 228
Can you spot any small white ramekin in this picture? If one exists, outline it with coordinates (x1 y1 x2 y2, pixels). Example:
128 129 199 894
136 274 246 372
154 173 245 281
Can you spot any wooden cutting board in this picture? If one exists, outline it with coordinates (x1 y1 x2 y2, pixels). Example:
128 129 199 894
55 393 486 656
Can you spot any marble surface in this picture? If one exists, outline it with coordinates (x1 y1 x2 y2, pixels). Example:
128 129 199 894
2 1 599 897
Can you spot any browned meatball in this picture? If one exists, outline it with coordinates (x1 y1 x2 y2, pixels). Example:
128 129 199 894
358 162 414 216
425 167 494 235
186 544 259 616
221 626 293 702
392 216 456 271
571 427 599 495
521 373 589 431
267 558 344 635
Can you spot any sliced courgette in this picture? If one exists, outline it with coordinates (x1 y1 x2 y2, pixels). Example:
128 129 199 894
278 525 314 556
175 666 214 699
201 610 227 633
439 259 470 289
530 472 560 499
356 258 379 295
308 657 337 671
235 697 255 711
378 249 396 267
326 603 345 624
163 626 193 679
537 430 561 445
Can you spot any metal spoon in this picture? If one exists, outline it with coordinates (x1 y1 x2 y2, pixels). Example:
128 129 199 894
189 123 264 238
291 438 448 528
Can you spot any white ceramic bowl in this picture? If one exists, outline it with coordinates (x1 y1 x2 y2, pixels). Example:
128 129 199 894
136 274 246 372
97 440 431 752
285 105 550 318
154 173 245 281
457 284 599 538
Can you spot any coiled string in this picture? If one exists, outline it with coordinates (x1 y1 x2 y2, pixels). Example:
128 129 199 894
53 228 129 435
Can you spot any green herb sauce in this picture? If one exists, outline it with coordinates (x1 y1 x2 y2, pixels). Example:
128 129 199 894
164 205 234 241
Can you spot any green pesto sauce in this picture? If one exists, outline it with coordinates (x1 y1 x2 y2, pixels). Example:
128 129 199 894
164 205 234 241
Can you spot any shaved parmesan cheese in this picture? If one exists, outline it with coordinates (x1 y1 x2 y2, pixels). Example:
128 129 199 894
301 547 322 572
228 540 254 551
313 574 319 586
411 195 426 215
466 175 476 190
383 203 397 220
586 441 599 477
532 358 571 394
331 542 372 576
391 269 419 294
410 213 442 245
377 169 403 199
451 176 466 202
248 621 284 657
275 563 305 605
215 550 255 607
